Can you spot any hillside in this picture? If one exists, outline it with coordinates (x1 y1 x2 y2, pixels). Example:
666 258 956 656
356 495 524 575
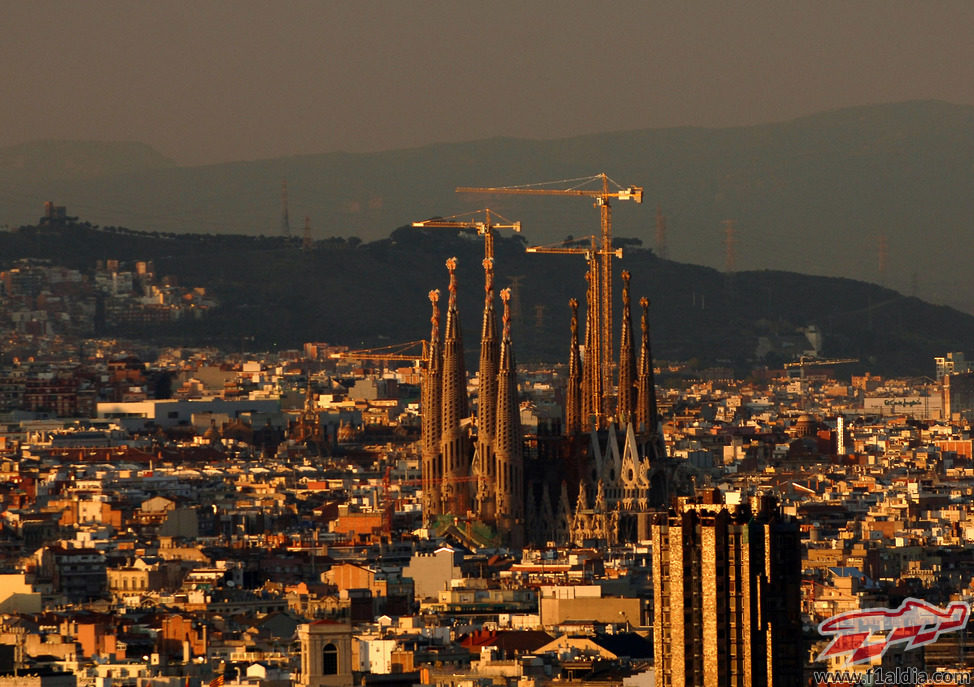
0 221 969 378
1 101 973 313
0 140 175 184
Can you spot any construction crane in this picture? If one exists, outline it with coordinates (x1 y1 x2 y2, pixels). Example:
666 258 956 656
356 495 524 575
784 356 859 381
330 340 430 368
525 235 622 260
412 208 521 261
525 236 622 425
457 173 643 426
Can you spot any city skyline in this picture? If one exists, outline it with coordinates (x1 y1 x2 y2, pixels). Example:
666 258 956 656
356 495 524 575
5 4 974 682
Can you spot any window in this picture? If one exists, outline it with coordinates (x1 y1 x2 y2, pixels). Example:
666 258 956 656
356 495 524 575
323 643 338 675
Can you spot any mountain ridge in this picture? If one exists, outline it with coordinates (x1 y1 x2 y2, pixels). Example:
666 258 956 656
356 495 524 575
2 100 972 313
0 140 176 183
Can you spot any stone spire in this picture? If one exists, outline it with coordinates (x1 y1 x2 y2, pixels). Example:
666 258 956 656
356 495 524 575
421 289 443 522
565 298 582 436
494 288 523 544
571 481 590 545
636 297 666 461
617 270 636 423
440 257 470 515
581 269 600 432
476 257 499 519
295 374 326 455
593 480 608 542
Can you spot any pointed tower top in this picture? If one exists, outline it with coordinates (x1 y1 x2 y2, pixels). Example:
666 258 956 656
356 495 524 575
636 294 665 460
483 257 494 297
639 297 650 373
477 257 499 459
575 480 589 512
500 287 512 339
429 289 441 333
617 270 636 423
446 256 458 305
594 480 606 512
480 258 498 341
566 297 583 436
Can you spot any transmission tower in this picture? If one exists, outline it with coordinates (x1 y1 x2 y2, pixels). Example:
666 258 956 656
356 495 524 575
507 275 526 327
302 216 313 251
723 219 736 273
655 205 668 259
281 178 291 238
878 233 889 286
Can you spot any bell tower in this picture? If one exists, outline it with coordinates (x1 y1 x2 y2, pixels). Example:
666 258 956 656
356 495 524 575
297 620 353 687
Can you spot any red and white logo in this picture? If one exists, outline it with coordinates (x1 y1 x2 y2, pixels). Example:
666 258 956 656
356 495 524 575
817 598 970 666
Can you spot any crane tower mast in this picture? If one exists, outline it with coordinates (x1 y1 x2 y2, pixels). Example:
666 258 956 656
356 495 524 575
457 174 642 427
526 236 621 426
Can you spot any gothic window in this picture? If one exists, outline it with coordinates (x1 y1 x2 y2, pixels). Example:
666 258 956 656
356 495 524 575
323 642 338 675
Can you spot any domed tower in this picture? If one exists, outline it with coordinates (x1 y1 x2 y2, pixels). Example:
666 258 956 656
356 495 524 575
793 414 819 439
203 418 222 447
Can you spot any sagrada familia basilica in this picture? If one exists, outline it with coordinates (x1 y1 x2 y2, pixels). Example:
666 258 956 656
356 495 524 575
419 225 698 548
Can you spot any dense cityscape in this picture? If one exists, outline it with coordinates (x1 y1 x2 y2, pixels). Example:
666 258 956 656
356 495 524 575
2 174 974 687
7 3 974 686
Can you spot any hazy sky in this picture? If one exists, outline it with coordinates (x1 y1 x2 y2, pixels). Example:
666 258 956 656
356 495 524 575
4 1 974 166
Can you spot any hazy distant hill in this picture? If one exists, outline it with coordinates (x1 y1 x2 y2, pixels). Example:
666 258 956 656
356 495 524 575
1 221 970 378
0 140 175 184
2 101 973 312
